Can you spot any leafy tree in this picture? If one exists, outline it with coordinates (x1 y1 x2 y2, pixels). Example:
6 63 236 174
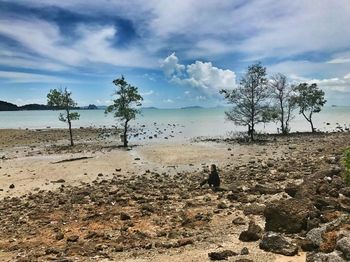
47 88 80 146
293 83 326 132
105 76 143 147
269 73 296 134
220 62 273 141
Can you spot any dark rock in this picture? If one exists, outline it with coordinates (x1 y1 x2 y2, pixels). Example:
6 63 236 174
239 221 263 242
232 217 246 225
259 232 298 256
55 232 64 241
208 250 238 260
339 187 350 198
240 247 249 255
264 198 316 233
120 212 131 220
285 183 299 197
9 184 15 189
67 235 79 242
297 238 318 252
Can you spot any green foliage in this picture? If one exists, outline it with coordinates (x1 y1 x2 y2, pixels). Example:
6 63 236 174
292 83 326 132
105 76 143 147
343 147 350 186
47 88 80 146
220 62 273 141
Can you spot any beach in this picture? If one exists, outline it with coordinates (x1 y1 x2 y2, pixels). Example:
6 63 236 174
0 128 350 261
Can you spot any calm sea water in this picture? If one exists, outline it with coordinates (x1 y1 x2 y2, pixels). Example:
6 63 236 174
0 107 349 140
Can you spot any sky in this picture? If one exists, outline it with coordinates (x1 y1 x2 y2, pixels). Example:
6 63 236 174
0 0 350 108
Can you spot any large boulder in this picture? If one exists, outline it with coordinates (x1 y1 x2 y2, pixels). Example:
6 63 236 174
336 237 350 260
264 198 316 233
306 251 346 262
259 232 298 256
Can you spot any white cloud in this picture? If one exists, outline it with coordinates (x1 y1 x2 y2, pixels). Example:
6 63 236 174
141 90 154 96
163 98 174 103
160 53 185 77
0 18 157 72
0 70 71 83
161 53 236 94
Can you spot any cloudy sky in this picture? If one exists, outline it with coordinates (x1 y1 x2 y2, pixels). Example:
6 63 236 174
1 0 350 107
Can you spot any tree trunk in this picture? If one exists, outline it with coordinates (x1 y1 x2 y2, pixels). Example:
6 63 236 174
68 120 74 146
66 109 74 146
250 123 255 141
123 120 129 147
310 120 315 133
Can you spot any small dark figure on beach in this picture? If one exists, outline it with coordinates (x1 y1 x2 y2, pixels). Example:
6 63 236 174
200 164 220 188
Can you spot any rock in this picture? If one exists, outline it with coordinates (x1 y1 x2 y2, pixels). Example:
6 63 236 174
259 232 298 256
285 183 299 197
306 251 346 262
235 260 254 262
177 238 194 247
240 247 249 255
339 187 350 198
336 237 350 260
232 217 246 225
264 198 316 233
243 203 265 216
9 184 15 189
67 235 79 242
208 250 238 260
217 202 228 209
297 238 318 252
239 221 263 242
319 231 338 253
306 216 346 247
339 197 350 212
120 212 131 220
55 232 64 241
254 184 282 195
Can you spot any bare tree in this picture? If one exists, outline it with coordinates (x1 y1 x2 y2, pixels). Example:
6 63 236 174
269 73 295 134
220 62 273 141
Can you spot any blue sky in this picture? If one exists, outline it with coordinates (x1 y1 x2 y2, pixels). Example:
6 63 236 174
0 0 350 108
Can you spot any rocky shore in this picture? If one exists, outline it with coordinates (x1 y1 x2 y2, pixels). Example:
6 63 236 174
0 130 349 261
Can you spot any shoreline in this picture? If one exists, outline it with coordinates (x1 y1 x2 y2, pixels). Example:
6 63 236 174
0 130 349 261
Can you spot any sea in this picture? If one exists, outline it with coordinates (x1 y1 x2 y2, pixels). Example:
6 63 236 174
0 106 349 141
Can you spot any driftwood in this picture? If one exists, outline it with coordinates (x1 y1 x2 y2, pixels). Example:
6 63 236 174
51 156 93 164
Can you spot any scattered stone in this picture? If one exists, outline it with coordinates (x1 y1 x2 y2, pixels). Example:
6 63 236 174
9 184 15 189
120 212 131 220
208 250 238 260
67 235 79 242
240 247 249 255
259 232 298 256
239 221 263 242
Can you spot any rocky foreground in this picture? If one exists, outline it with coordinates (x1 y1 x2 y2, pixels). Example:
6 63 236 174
0 132 350 261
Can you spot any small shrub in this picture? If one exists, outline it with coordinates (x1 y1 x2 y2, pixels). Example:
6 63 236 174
343 147 350 186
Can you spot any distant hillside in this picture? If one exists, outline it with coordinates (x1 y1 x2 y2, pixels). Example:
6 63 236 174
142 106 158 109
0 100 86 111
0 101 18 111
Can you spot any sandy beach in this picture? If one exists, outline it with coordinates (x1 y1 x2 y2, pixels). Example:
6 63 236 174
0 129 349 261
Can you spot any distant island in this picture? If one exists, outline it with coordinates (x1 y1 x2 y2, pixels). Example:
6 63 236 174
0 100 100 111
181 106 203 109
